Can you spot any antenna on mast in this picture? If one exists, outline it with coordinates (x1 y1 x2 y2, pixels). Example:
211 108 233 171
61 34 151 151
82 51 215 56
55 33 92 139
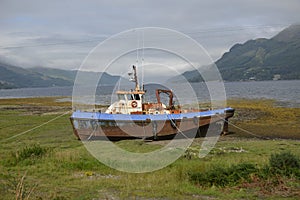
128 65 139 91
132 65 139 91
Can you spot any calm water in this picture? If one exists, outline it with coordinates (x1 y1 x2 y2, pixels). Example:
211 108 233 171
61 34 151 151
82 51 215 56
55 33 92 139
0 80 299 107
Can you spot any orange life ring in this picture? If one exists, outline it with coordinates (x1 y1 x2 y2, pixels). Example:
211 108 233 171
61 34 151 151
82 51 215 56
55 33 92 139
131 100 138 108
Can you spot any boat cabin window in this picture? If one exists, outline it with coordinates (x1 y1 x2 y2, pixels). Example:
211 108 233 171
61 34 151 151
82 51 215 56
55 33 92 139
118 93 141 101
118 94 126 100
131 94 140 100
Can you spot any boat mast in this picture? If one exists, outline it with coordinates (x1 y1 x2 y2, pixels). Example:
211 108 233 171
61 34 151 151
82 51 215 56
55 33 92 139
132 65 140 91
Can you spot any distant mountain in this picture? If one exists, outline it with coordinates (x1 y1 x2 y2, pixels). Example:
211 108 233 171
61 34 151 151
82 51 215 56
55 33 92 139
0 64 124 89
179 24 300 82
30 67 77 82
0 63 73 89
30 67 124 86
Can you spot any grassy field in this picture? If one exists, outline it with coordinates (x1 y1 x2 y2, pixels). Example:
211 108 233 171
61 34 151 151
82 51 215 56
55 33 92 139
0 97 299 199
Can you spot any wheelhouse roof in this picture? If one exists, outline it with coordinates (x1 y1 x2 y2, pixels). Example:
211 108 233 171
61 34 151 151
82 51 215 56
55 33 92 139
116 90 145 95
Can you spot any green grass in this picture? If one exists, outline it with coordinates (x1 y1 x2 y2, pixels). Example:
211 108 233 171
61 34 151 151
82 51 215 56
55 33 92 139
0 97 299 199
189 151 300 188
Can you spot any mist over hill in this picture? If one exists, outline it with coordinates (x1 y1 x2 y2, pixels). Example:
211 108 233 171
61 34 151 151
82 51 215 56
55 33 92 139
0 63 124 89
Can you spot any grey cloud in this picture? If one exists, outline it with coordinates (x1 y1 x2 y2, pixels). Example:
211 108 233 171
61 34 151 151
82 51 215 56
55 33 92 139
0 0 299 76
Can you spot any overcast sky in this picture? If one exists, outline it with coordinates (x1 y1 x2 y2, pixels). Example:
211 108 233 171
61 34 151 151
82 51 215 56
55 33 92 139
0 0 299 77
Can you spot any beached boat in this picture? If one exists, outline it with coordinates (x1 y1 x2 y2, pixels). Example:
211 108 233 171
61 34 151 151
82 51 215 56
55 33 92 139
70 65 234 140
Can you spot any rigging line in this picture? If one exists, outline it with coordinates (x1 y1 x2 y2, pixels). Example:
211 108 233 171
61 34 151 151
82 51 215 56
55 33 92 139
87 123 98 141
227 120 270 140
142 30 145 87
216 115 270 140
141 29 145 87
0 110 71 143
167 115 194 144
142 121 147 140
117 77 121 91
166 115 217 158
136 30 139 68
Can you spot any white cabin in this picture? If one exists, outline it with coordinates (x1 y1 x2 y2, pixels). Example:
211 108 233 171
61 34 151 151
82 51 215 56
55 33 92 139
105 90 144 114
105 65 169 115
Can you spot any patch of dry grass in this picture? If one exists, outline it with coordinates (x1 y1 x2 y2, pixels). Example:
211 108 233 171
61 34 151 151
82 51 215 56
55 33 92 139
0 97 71 107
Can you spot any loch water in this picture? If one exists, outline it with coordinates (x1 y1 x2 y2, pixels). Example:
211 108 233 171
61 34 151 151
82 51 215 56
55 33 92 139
0 80 299 108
